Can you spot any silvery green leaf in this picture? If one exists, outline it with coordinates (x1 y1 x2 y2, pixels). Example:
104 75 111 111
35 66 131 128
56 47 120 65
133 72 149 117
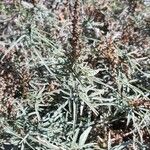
79 126 92 147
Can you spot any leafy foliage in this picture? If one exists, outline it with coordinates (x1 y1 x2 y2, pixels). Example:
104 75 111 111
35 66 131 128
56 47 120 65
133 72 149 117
0 0 150 149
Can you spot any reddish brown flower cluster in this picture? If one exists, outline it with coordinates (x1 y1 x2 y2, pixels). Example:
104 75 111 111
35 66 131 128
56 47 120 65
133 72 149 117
0 50 30 118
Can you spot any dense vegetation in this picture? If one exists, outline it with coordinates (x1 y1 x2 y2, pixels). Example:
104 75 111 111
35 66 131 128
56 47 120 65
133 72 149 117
0 0 150 149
